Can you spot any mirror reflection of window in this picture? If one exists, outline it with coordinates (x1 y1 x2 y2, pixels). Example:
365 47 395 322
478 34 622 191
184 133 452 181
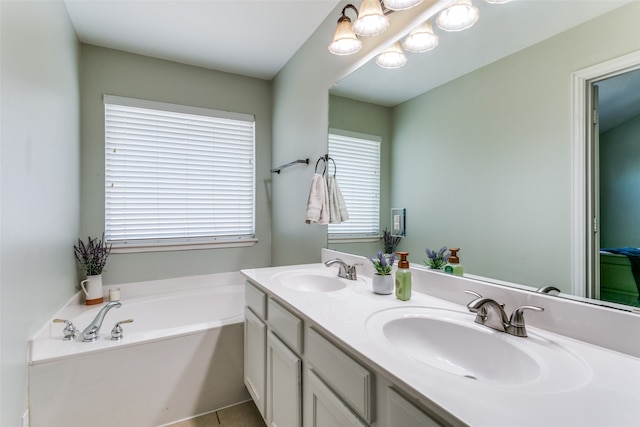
328 130 381 239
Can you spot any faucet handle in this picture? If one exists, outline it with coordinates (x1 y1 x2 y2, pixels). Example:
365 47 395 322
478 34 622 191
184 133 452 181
507 305 544 337
347 263 361 280
53 319 77 341
464 289 482 299
536 285 561 295
111 319 134 341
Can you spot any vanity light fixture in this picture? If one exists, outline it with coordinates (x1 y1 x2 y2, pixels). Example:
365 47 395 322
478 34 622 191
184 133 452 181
401 20 439 52
435 0 480 32
376 42 407 68
353 0 390 37
383 0 423 11
328 5 363 55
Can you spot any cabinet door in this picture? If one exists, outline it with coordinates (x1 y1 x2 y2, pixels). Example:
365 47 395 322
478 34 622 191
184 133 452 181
306 369 367 427
244 307 267 418
267 330 301 427
387 388 443 427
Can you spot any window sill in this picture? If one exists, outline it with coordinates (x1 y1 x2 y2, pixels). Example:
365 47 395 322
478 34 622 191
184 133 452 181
110 238 258 254
328 236 381 244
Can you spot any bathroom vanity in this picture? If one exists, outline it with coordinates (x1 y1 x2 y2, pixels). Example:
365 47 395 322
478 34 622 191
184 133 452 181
241 250 640 427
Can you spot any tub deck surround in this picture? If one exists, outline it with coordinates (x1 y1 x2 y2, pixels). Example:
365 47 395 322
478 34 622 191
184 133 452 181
241 260 640 426
30 272 245 363
29 273 249 427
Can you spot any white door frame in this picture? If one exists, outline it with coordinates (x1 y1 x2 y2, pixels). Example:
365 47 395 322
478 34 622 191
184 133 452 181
571 50 640 297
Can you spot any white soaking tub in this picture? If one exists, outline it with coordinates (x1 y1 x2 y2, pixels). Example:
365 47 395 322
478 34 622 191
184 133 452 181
28 272 250 427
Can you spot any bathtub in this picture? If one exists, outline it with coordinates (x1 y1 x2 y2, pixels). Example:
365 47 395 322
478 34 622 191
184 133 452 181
28 272 250 427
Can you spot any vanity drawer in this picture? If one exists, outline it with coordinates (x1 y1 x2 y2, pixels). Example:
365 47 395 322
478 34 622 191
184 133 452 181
306 327 374 423
245 281 266 319
267 298 303 354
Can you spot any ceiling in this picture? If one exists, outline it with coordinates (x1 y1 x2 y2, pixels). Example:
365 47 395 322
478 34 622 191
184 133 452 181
63 0 341 80
331 0 635 107
64 0 639 130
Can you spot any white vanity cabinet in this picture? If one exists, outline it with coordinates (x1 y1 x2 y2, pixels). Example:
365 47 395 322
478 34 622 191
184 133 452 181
266 298 303 427
266 330 302 427
386 388 442 427
244 281 303 427
307 369 367 427
244 279 453 427
244 283 268 418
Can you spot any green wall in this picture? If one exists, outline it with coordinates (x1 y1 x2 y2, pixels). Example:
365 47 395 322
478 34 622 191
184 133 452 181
390 1 640 290
1 1 81 424
328 95 393 256
80 45 273 284
600 114 640 248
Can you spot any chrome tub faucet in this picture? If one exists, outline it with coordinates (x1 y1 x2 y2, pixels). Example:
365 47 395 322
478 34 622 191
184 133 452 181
82 301 122 342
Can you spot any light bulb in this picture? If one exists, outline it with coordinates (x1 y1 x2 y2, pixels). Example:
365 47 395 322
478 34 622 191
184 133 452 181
436 0 479 32
353 0 390 37
376 42 407 69
383 0 423 11
401 21 439 53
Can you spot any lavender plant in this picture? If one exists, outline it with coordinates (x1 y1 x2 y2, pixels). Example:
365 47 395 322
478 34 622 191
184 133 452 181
367 251 396 275
74 233 112 276
382 228 401 254
425 246 450 269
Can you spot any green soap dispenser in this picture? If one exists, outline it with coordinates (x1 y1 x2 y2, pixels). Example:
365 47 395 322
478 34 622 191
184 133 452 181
395 252 412 301
444 248 464 276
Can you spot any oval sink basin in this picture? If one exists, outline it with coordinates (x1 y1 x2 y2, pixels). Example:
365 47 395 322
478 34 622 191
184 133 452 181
382 315 540 385
272 270 347 292
366 307 591 390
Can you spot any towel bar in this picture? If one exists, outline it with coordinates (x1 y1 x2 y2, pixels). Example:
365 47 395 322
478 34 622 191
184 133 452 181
271 158 309 174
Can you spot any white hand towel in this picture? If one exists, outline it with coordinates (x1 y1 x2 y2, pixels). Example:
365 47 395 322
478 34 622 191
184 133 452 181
305 173 329 225
327 175 349 224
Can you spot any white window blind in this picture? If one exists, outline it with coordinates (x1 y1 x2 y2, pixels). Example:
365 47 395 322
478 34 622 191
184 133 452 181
104 95 255 247
328 129 381 237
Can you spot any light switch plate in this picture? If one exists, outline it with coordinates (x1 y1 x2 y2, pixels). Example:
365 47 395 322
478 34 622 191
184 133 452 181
391 208 406 237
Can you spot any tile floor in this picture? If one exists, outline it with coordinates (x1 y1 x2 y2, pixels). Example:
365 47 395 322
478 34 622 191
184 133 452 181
168 401 266 427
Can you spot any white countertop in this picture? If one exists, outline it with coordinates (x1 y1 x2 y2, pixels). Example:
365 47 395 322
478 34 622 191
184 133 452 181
241 262 640 427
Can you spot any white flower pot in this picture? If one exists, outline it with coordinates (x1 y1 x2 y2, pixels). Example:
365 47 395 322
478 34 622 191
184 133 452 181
372 273 394 295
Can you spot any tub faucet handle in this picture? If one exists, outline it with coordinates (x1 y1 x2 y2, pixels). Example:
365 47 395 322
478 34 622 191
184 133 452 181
111 319 134 341
53 319 77 341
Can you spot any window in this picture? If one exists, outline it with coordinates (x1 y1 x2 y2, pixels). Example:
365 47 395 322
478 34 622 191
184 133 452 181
328 129 381 238
104 95 255 250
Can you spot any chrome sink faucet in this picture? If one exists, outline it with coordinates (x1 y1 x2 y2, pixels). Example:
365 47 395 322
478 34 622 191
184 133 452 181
465 291 544 337
324 258 358 280
82 301 122 342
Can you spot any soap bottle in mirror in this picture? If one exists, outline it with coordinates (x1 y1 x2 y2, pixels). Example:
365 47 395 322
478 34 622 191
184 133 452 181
395 252 412 301
444 248 464 276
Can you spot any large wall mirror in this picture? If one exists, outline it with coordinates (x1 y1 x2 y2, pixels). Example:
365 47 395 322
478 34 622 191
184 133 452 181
328 0 640 311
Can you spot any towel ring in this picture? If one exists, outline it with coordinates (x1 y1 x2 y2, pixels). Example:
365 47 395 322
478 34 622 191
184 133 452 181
314 157 327 174
326 157 337 177
315 155 337 176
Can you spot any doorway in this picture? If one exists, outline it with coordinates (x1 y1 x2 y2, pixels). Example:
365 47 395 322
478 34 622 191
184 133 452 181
573 51 640 308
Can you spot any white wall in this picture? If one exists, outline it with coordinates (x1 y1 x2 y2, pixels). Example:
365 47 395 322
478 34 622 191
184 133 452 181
80 45 273 284
390 2 640 290
0 1 80 424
